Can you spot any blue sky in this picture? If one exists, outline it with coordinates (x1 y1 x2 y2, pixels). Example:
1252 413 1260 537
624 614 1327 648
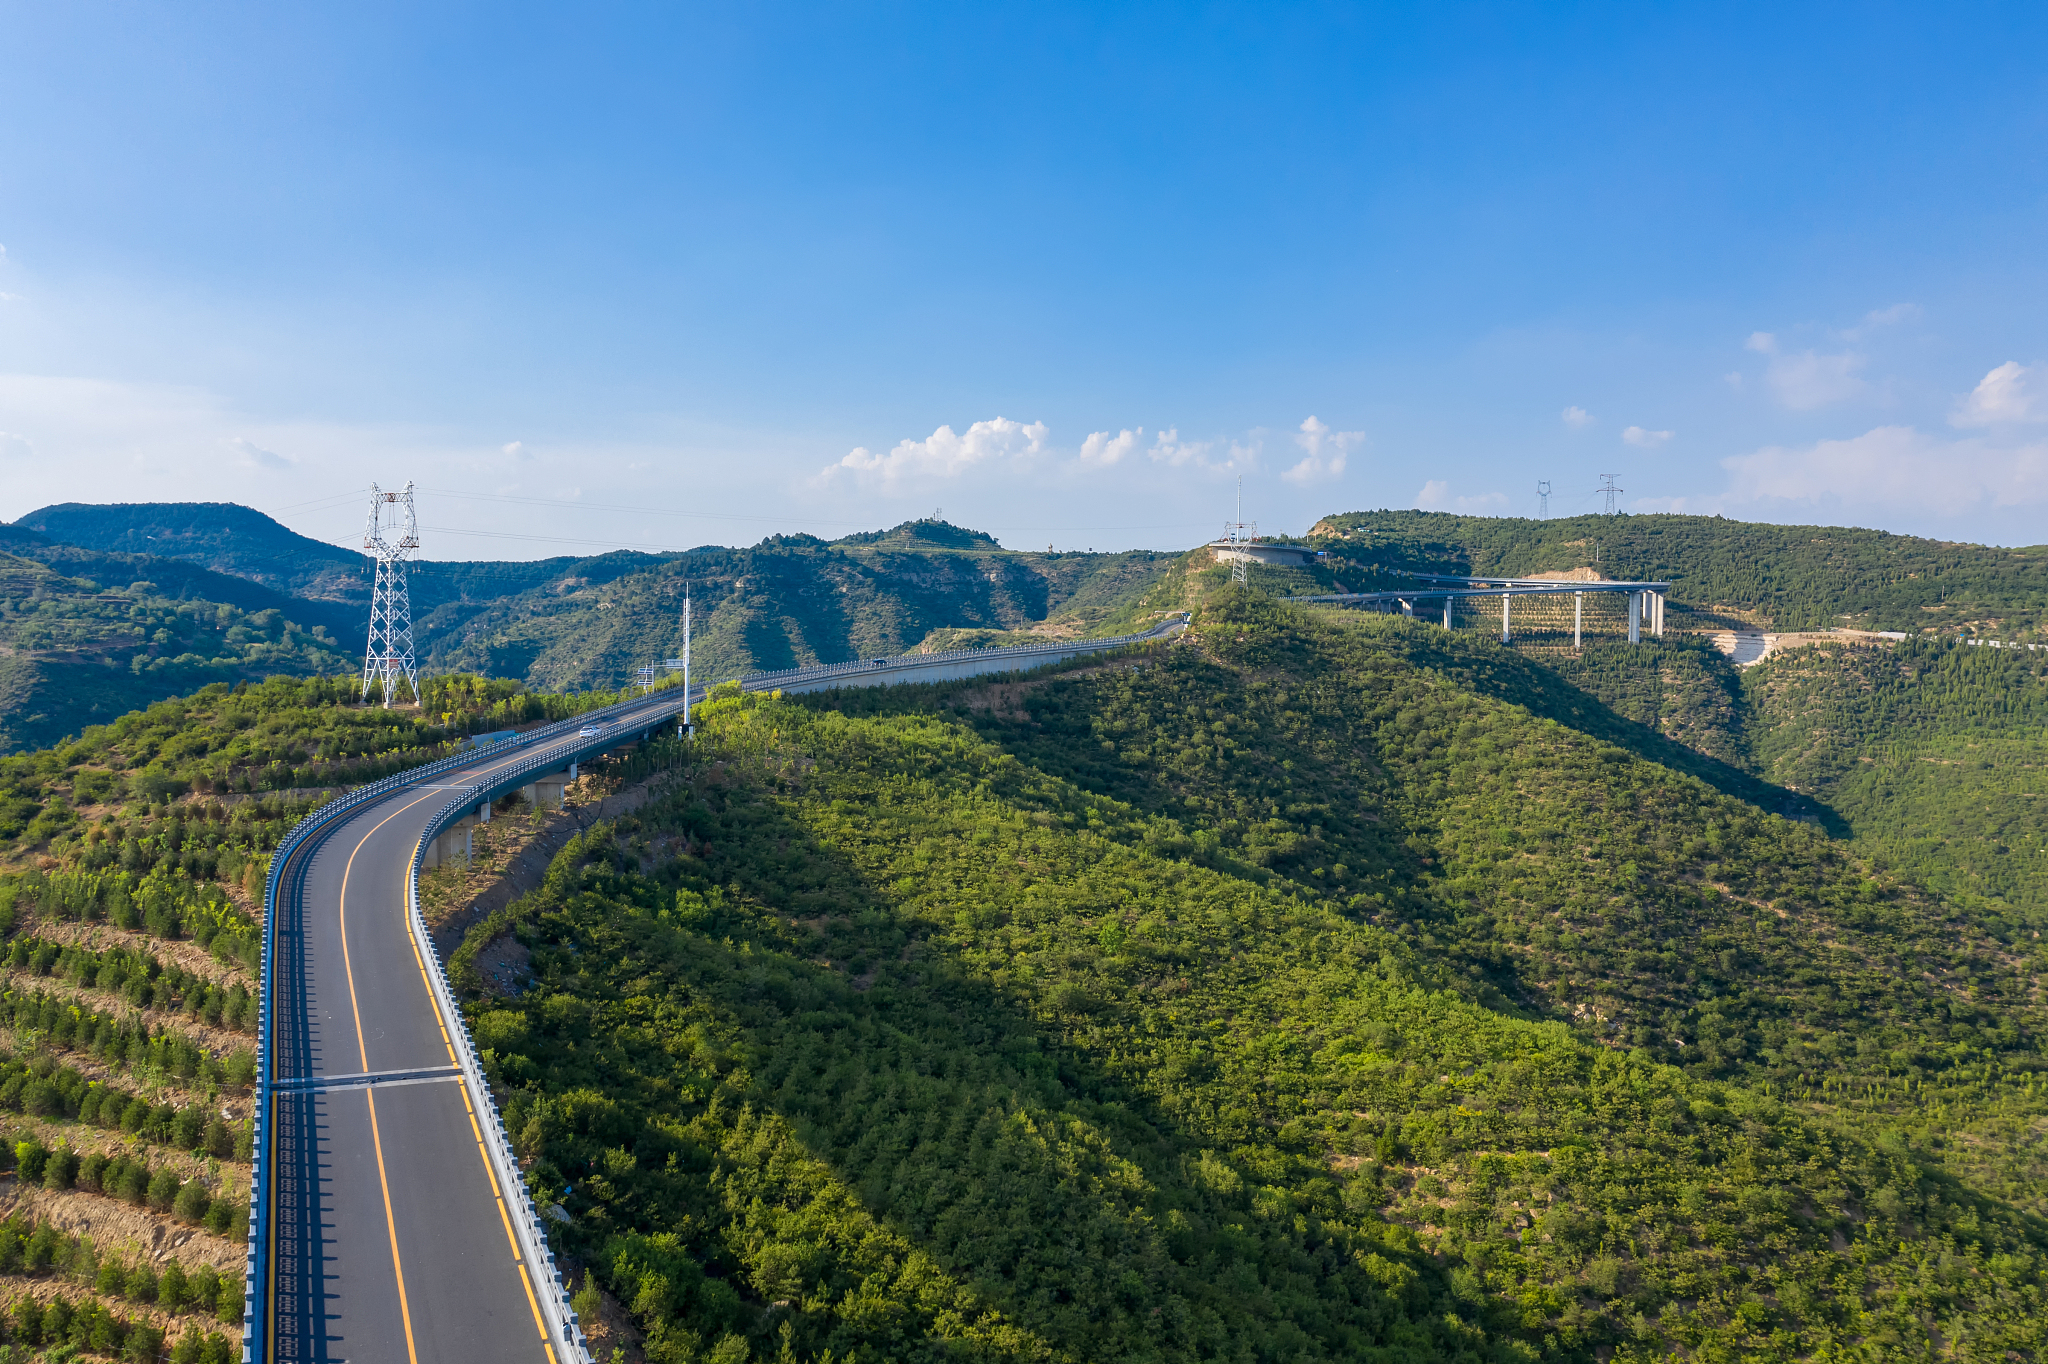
1 2 2044 555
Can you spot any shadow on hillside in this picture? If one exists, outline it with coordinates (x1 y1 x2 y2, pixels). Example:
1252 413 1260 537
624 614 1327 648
1351 616 1850 838
532 776 1474 1359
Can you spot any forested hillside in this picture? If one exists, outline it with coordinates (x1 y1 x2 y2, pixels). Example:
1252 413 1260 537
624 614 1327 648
421 522 1172 694
1520 633 2048 929
448 592 2048 1363
1310 509 2048 635
9 506 1179 706
0 547 356 755
4 583 2048 1360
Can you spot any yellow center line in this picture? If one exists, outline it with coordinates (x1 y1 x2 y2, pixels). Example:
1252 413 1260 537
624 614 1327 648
275 740 609 1363
406 851 558 1356
366 1088 421 1364
339 790 444 1072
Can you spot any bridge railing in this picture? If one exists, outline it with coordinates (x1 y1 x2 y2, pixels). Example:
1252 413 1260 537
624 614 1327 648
245 618 1186 1361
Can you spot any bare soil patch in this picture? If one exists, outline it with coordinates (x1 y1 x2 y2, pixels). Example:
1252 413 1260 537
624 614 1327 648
0 1181 243 1271
16 921 251 988
0 972 254 1061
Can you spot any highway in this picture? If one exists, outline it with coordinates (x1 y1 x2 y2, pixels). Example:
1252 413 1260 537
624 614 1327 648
264 686 694 1362
250 616 1188 1362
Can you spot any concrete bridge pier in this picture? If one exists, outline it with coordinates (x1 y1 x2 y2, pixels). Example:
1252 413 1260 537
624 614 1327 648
522 765 577 811
1574 592 1583 650
1501 593 1512 643
1628 592 1643 644
424 801 490 869
1442 596 1452 629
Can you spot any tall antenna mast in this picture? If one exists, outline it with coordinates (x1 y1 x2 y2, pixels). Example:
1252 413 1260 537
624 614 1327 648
1596 473 1624 517
662 582 694 731
360 482 420 708
1537 480 1551 519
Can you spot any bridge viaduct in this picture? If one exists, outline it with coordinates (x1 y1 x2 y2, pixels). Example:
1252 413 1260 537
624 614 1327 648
1291 572 1673 646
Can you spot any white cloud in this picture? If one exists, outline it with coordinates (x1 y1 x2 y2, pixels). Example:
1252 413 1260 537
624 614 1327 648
1078 427 1143 466
1860 302 1919 330
229 437 290 470
1415 479 1508 512
1622 425 1673 448
823 416 1049 486
1281 415 1360 485
1743 320 1883 409
1146 428 1208 467
1723 424 2048 517
1561 405 1594 429
1952 361 2043 428
1147 427 1264 475
502 440 530 459
0 430 31 460
1765 349 1866 409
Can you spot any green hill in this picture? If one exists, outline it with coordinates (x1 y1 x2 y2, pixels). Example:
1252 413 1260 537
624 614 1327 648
453 593 2048 1362
14 501 372 602
8 583 2048 1359
1497 628 2048 937
0 548 355 754
421 525 1174 692
9 506 1181 698
1310 509 2048 635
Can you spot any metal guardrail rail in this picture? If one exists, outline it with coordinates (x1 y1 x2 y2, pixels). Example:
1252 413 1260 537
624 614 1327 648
244 616 1186 1361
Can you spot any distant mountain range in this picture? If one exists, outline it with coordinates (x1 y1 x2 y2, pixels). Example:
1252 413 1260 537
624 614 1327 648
8 498 2047 755
0 503 1184 750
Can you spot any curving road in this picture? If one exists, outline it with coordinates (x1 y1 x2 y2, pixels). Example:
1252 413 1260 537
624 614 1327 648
252 617 1187 1362
264 686 695 1363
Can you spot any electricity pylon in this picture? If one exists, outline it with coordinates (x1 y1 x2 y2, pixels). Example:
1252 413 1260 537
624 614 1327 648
360 482 421 708
1597 474 1624 516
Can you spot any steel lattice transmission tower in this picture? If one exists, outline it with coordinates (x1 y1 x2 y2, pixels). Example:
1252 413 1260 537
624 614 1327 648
360 482 422 708
1596 473 1624 516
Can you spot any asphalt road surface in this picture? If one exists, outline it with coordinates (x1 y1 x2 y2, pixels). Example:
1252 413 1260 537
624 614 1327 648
265 692 686 1363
